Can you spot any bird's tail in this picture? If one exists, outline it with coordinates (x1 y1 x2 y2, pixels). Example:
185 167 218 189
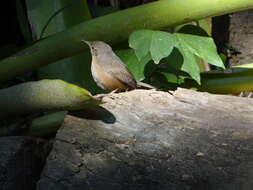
136 81 156 89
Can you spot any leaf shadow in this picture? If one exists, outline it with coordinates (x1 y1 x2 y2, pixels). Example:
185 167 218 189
70 106 116 124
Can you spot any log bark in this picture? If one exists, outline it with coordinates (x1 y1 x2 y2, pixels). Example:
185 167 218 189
37 89 253 190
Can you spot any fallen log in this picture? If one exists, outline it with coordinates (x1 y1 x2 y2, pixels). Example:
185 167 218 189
37 89 253 190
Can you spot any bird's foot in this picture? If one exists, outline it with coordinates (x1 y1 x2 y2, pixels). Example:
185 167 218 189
93 89 119 101
93 93 108 101
109 88 119 94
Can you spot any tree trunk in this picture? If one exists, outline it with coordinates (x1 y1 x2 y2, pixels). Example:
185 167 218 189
229 10 253 66
37 89 253 190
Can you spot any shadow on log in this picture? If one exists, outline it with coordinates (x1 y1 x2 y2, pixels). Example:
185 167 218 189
37 89 253 190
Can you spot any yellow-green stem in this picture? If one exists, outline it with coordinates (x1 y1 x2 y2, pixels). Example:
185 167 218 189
1 0 253 82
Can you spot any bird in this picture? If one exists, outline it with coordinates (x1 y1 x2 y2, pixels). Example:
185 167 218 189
82 40 155 93
82 40 138 92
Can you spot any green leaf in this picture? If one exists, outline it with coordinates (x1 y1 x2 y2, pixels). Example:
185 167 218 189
129 29 175 63
129 29 224 84
173 33 225 84
219 53 227 64
16 0 33 44
150 72 178 90
164 48 184 70
116 49 151 81
177 24 210 37
163 42 201 83
176 40 201 83
144 61 159 79
161 72 181 84
28 111 68 137
150 31 175 64
129 29 152 60
175 33 225 69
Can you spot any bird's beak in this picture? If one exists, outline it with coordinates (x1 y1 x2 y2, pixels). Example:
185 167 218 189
81 40 91 47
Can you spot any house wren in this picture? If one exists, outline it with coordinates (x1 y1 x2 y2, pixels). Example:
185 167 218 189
83 40 137 92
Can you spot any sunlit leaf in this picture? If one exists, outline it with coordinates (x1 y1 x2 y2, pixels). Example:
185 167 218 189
116 49 151 81
129 29 175 63
129 29 224 84
129 29 152 60
176 39 201 83
175 33 225 69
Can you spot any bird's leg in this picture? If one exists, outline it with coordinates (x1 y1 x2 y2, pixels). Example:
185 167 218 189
93 93 107 100
109 88 119 94
93 88 119 100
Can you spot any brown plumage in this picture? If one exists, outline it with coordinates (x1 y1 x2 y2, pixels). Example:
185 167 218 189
83 40 137 92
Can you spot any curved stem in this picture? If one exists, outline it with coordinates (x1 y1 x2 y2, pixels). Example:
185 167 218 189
1 0 253 82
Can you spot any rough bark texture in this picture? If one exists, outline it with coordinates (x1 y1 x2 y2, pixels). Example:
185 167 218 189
0 136 50 190
38 89 253 190
229 10 253 66
229 10 253 97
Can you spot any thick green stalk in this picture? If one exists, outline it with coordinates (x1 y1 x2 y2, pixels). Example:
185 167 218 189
0 111 67 137
28 111 68 137
183 65 253 94
1 0 253 82
23 0 96 138
26 0 98 91
0 80 101 119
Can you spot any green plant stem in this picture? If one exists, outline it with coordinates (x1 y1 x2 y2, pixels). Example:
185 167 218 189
1 0 253 82
0 80 100 119
28 111 67 137
0 111 67 137
183 65 253 94
27 0 99 91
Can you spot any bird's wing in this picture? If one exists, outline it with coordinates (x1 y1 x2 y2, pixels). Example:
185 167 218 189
106 53 137 89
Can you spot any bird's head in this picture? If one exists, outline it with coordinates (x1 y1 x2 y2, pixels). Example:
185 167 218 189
81 40 112 56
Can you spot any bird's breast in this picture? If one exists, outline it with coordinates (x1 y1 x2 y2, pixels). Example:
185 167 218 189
91 60 129 92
